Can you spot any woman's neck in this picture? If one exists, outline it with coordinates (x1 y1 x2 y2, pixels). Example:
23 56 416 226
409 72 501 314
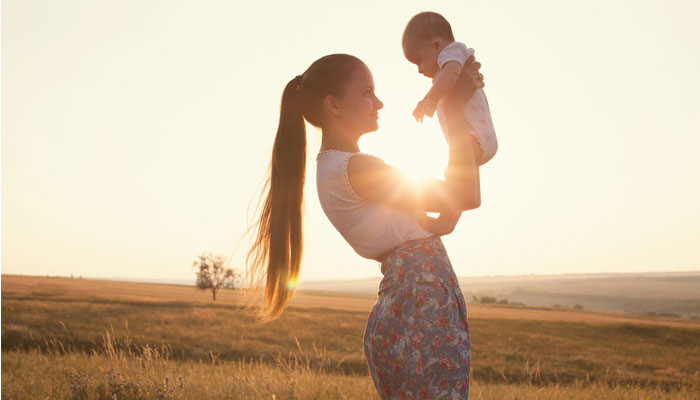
320 128 360 153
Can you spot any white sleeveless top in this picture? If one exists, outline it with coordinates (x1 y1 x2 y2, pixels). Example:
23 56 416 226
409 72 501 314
315 150 433 260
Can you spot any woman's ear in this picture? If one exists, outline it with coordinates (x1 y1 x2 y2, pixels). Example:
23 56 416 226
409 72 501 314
323 94 342 118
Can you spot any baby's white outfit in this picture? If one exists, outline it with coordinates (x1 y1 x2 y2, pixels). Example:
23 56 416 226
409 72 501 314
435 41 498 165
316 150 433 260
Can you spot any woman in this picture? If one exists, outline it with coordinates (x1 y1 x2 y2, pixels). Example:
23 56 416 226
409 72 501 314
248 53 483 399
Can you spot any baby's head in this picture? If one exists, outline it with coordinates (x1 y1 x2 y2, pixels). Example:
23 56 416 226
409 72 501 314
402 11 455 78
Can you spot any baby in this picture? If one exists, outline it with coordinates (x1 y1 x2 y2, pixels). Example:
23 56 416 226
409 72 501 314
402 11 498 166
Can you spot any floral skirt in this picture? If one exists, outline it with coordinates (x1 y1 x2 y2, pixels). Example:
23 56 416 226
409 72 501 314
363 235 471 399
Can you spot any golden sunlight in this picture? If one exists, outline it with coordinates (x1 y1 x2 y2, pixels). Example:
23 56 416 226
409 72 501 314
381 119 448 184
286 278 297 291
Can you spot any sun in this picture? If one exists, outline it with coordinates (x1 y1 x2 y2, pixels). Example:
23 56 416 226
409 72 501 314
383 120 448 185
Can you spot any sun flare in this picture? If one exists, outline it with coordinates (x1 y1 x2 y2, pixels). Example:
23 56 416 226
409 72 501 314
381 119 448 185
286 278 297 291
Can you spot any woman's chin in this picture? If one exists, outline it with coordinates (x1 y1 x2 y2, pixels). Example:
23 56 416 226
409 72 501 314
357 121 379 136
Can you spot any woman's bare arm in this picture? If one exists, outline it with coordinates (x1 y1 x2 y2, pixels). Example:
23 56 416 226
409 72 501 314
347 155 476 213
424 56 484 234
347 56 483 214
442 58 482 210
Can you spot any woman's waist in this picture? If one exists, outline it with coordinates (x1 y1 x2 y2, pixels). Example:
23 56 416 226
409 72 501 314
326 212 432 260
377 235 459 292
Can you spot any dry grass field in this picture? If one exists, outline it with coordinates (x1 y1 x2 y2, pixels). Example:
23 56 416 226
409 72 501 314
300 272 700 318
3 274 700 399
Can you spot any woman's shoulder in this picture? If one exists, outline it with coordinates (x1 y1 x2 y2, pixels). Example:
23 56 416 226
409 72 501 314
316 150 384 203
317 150 383 164
346 152 407 203
346 152 385 176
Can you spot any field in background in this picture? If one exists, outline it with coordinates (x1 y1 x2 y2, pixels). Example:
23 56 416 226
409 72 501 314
3 274 700 399
301 271 700 318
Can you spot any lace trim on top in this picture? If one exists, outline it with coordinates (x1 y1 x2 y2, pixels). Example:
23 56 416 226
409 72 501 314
317 150 384 201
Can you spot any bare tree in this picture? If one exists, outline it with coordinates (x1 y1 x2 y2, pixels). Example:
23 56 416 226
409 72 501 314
192 252 238 301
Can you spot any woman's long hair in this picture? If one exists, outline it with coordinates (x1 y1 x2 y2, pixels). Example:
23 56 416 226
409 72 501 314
246 54 365 322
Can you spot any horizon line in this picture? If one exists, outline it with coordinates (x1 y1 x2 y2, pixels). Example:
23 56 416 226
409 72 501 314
3 268 699 287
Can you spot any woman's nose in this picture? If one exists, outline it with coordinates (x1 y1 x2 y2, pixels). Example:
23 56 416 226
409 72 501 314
375 96 384 110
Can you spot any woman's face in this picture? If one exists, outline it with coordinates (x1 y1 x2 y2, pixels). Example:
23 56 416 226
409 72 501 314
333 65 384 135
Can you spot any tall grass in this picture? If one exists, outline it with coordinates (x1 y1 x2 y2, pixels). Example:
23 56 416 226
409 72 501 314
5 295 699 388
3 276 700 399
2 327 378 400
3 328 699 399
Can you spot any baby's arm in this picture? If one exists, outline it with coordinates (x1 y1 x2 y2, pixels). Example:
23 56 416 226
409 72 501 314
421 61 463 116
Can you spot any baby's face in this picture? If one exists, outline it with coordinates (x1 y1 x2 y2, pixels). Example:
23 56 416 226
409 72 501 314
402 36 441 78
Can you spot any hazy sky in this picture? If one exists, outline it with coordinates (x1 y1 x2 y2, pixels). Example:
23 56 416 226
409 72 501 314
3 0 699 284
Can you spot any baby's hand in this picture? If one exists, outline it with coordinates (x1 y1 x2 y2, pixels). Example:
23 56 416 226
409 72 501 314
422 99 438 118
412 101 425 123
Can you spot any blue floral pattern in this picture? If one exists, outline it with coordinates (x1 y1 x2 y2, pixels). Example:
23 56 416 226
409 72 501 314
363 236 470 399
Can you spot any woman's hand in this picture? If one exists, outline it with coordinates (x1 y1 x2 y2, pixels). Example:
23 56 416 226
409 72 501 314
412 210 429 228
414 209 462 236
